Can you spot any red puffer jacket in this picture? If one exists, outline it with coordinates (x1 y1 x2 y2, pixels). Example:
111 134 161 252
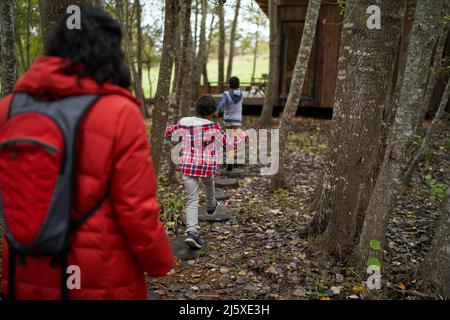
0 56 174 300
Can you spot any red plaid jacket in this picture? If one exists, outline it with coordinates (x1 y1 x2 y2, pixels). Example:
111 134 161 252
165 117 246 177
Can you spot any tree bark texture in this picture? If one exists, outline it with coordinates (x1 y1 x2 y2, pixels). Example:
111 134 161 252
309 0 405 259
0 0 17 97
270 0 321 189
353 0 443 267
150 0 178 175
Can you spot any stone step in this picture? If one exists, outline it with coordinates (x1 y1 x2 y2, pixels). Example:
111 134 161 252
215 188 229 200
215 176 239 188
198 206 232 222
170 236 204 261
221 167 246 178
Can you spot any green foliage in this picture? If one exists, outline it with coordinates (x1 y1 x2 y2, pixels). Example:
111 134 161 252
337 0 345 16
13 0 43 74
369 240 381 250
158 175 184 232
367 257 381 267
424 173 448 202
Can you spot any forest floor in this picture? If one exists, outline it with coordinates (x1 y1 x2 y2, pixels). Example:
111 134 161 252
0 116 447 300
152 116 450 300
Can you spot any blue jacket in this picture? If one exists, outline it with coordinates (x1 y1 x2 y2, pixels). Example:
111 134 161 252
217 89 243 126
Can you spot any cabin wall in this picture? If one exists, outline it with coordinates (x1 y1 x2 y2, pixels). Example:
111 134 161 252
258 0 448 114
275 0 342 108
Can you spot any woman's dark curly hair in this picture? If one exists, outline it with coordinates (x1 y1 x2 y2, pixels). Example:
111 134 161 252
47 5 131 89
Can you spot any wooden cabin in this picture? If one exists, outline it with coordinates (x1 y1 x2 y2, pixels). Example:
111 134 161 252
255 0 450 114
256 0 343 109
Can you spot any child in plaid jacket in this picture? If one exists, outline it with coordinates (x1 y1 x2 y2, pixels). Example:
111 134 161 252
165 95 246 249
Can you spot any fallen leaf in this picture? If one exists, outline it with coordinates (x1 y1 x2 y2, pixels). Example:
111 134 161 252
265 266 278 275
220 267 230 274
293 287 307 297
352 284 365 292
330 286 342 295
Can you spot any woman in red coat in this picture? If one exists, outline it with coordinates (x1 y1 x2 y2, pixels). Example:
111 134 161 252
0 6 174 299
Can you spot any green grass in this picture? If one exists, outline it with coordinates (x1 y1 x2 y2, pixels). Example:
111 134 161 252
142 53 269 97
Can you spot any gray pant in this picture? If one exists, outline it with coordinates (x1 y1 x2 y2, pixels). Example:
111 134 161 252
182 175 216 235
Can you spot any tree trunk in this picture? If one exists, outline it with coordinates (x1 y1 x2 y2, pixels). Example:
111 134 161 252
177 0 193 118
93 0 104 8
251 27 260 81
419 24 449 122
150 0 177 175
192 0 208 102
16 36 27 75
226 0 241 80
259 0 278 127
116 0 148 118
26 0 32 69
419 189 450 299
352 0 443 268
172 19 181 94
270 0 321 189
203 14 216 89
191 0 199 103
39 0 92 53
383 4 415 128
306 1 405 258
0 0 17 97
404 78 450 185
135 0 144 83
218 0 226 92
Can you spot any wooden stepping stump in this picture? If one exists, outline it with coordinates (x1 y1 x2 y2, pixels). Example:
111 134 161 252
198 206 232 222
215 188 229 200
222 168 246 178
215 176 239 188
170 237 203 261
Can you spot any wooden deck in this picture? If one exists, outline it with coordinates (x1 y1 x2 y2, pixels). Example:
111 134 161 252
211 94 264 107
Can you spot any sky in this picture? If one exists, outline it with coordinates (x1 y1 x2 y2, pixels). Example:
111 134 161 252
141 0 269 46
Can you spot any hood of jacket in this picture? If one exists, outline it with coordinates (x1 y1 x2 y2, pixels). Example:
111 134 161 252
227 89 243 104
14 56 141 105
179 116 214 128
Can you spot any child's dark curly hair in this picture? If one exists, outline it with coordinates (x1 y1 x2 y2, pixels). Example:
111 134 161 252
196 95 217 117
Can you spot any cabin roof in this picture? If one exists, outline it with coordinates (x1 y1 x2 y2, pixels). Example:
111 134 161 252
255 0 340 16
255 0 268 15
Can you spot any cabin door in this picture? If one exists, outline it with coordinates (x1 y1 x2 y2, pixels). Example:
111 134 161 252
279 21 317 105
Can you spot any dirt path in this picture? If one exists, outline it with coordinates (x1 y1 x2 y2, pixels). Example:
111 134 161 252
152 117 449 300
